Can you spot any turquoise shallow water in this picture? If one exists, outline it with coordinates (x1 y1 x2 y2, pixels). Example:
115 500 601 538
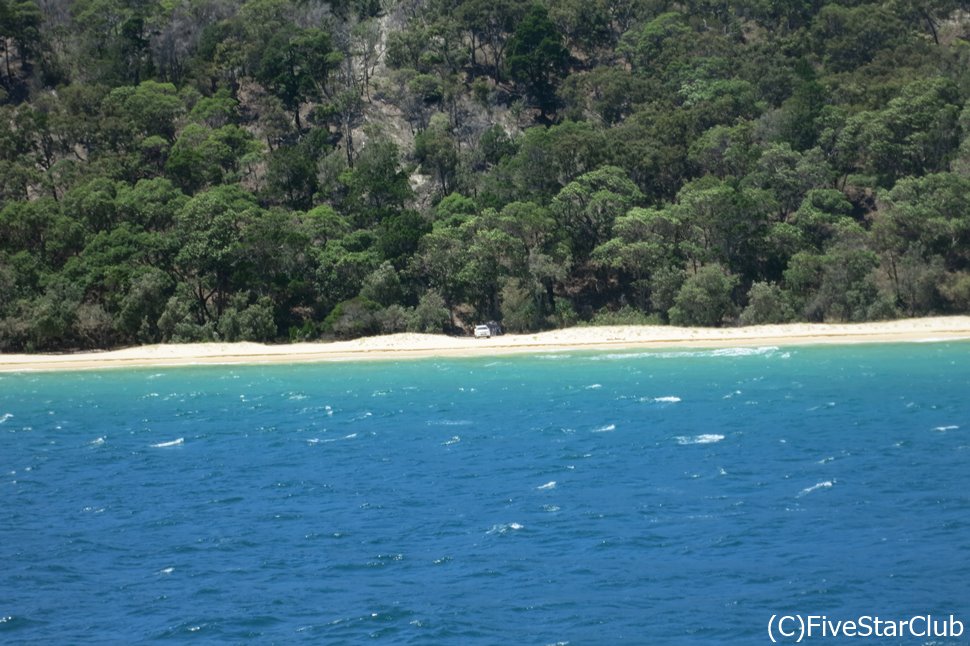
1 343 969 643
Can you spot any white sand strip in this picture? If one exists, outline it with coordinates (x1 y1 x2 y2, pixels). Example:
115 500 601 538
2 316 969 373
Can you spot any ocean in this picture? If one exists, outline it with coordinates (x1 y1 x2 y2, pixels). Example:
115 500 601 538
2 343 968 644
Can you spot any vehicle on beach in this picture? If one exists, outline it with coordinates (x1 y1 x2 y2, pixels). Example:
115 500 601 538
474 324 491 338
474 321 503 338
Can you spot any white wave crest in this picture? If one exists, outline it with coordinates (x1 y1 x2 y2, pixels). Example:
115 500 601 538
585 384 602 389
90 437 105 446
933 425 959 432
652 396 681 403
443 435 461 446
676 434 725 445
151 438 184 448
487 522 524 535
0 413 12 424
592 424 615 433
799 481 833 496
708 346 779 357
537 481 556 490
591 346 778 361
590 352 655 361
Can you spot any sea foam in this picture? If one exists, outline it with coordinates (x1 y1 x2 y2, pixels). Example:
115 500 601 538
591 346 778 361
537 481 556 490
151 438 184 448
487 522 524 535
676 434 725 445
799 481 834 496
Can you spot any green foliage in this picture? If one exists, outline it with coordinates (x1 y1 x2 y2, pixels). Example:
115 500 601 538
323 297 381 338
256 27 337 130
414 114 460 195
102 81 182 141
586 306 661 326
408 290 451 333
740 282 795 326
668 265 738 327
552 165 643 259
2 0 969 350
340 138 413 224
499 277 540 332
810 4 907 73
506 4 570 118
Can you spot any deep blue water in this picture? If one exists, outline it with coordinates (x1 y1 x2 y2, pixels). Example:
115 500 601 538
1 343 969 644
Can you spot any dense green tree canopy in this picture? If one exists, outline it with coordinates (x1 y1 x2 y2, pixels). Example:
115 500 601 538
1 0 970 350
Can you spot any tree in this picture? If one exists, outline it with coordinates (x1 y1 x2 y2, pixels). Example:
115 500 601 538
810 4 907 73
668 264 738 327
740 282 795 325
0 0 41 85
617 11 690 76
414 113 459 195
591 205 684 311
809 224 881 322
551 165 643 259
173 185 260 325
256 28 338 131
675 177 777 280
500 277 541 331
455 0 527 80
505 4 570 120
340 138 413 225
408 289 451 333
742 144 833 218
877 172 970 272
101 81 183 142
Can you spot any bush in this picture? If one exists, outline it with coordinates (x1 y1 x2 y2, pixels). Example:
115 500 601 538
407 290 450 333
739 282 795 325
217 295 277 342
323 298 381 338
157 293 207 342
377 304 410 334
551 297 578 328
500 278 540 332
668 265 738 327
586 306 661 326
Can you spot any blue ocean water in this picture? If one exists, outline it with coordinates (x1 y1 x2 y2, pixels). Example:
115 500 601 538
1 343 969 644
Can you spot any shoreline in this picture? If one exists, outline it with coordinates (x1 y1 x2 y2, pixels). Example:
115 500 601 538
2 316 970 373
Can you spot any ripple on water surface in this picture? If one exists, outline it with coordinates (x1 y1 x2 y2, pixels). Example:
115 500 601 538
1 343 969 643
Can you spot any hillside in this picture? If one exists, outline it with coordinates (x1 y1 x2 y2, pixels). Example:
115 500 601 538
2 0 970 350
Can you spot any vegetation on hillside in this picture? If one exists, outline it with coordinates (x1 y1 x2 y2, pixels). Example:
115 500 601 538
2 0 970 350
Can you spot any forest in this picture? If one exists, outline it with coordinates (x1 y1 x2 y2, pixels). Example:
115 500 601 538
2 0 970 350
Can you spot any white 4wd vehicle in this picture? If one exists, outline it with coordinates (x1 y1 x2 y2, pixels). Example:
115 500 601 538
474 324 491 338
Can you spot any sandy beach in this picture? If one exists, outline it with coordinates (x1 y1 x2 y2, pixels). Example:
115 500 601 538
2 316 970 372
